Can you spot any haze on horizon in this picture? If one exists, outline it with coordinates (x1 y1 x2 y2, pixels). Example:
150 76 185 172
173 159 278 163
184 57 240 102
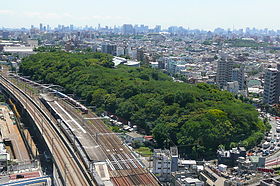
1 0 280 31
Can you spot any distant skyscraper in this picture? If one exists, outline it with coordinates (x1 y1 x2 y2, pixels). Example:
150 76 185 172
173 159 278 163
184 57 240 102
154 25 161 33
122 24 134 35
39 23 43 31
263 65 280 104
216 57 233 88
2 31 9 39
70 24 74 31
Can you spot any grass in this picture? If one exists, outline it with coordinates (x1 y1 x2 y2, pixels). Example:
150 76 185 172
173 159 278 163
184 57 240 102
135 147 153 157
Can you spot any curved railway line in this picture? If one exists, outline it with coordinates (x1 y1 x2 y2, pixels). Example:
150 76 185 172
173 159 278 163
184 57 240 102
0 75 93 186
3 72 160 186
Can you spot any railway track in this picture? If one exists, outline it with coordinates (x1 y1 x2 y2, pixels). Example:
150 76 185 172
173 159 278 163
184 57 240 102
0 75 93 186
60 100 159 186
4 73 160 186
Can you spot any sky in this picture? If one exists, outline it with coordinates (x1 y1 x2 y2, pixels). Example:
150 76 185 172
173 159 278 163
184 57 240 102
1 0 280 31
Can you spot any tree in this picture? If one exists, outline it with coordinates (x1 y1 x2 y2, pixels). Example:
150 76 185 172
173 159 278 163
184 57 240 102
91 88 107 107
152 122 178 148
19 51 267 159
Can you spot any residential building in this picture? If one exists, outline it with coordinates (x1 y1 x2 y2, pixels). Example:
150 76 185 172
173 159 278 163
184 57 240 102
166 57 189 74
173 177 204 186
216 57 233 88
125 132 144 144
217 147 246 167
101 44 117 56
116 47 125 56
263 66 280 104
232 67 245 90
224 81 239 94
150 62 159 68
153 147 178 181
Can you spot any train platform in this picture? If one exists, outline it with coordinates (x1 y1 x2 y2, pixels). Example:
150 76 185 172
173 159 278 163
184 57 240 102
0 104 30 162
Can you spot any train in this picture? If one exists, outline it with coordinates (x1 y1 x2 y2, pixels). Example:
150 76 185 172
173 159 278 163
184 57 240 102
54 91 88 114
11 73 88 114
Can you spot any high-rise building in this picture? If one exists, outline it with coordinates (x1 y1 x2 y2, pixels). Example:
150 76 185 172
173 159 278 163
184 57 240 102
232 67 245 90
216 57 233 88
154 25 161 33
101 44 117 56
2 32 9 39
39 23 43 31
122 24 134 35
263 66 280 105
70 24 74 31
116 47 125 56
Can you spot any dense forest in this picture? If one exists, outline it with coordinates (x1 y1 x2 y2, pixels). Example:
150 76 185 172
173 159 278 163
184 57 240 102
19 52 269 158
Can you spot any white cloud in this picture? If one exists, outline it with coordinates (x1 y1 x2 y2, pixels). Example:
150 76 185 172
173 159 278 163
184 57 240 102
0 9 15 15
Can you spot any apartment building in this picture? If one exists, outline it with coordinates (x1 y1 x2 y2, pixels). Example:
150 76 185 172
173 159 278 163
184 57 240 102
153 147 178 181
263 66 280 104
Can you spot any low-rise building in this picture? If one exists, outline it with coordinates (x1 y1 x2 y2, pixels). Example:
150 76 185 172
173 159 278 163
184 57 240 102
125 132 144 143
173 177 204 186
153 147 178 181
217 147 246 167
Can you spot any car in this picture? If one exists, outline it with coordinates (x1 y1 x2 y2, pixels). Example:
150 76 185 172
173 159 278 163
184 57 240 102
263 142 270 149
263 151 269 156
16 175 24 179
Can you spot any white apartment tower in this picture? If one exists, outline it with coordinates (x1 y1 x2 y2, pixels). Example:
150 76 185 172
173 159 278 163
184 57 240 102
263 66 280 105
216 58 233 88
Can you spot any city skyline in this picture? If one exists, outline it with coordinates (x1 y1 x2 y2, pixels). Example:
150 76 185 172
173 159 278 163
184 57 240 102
1 0 280 30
